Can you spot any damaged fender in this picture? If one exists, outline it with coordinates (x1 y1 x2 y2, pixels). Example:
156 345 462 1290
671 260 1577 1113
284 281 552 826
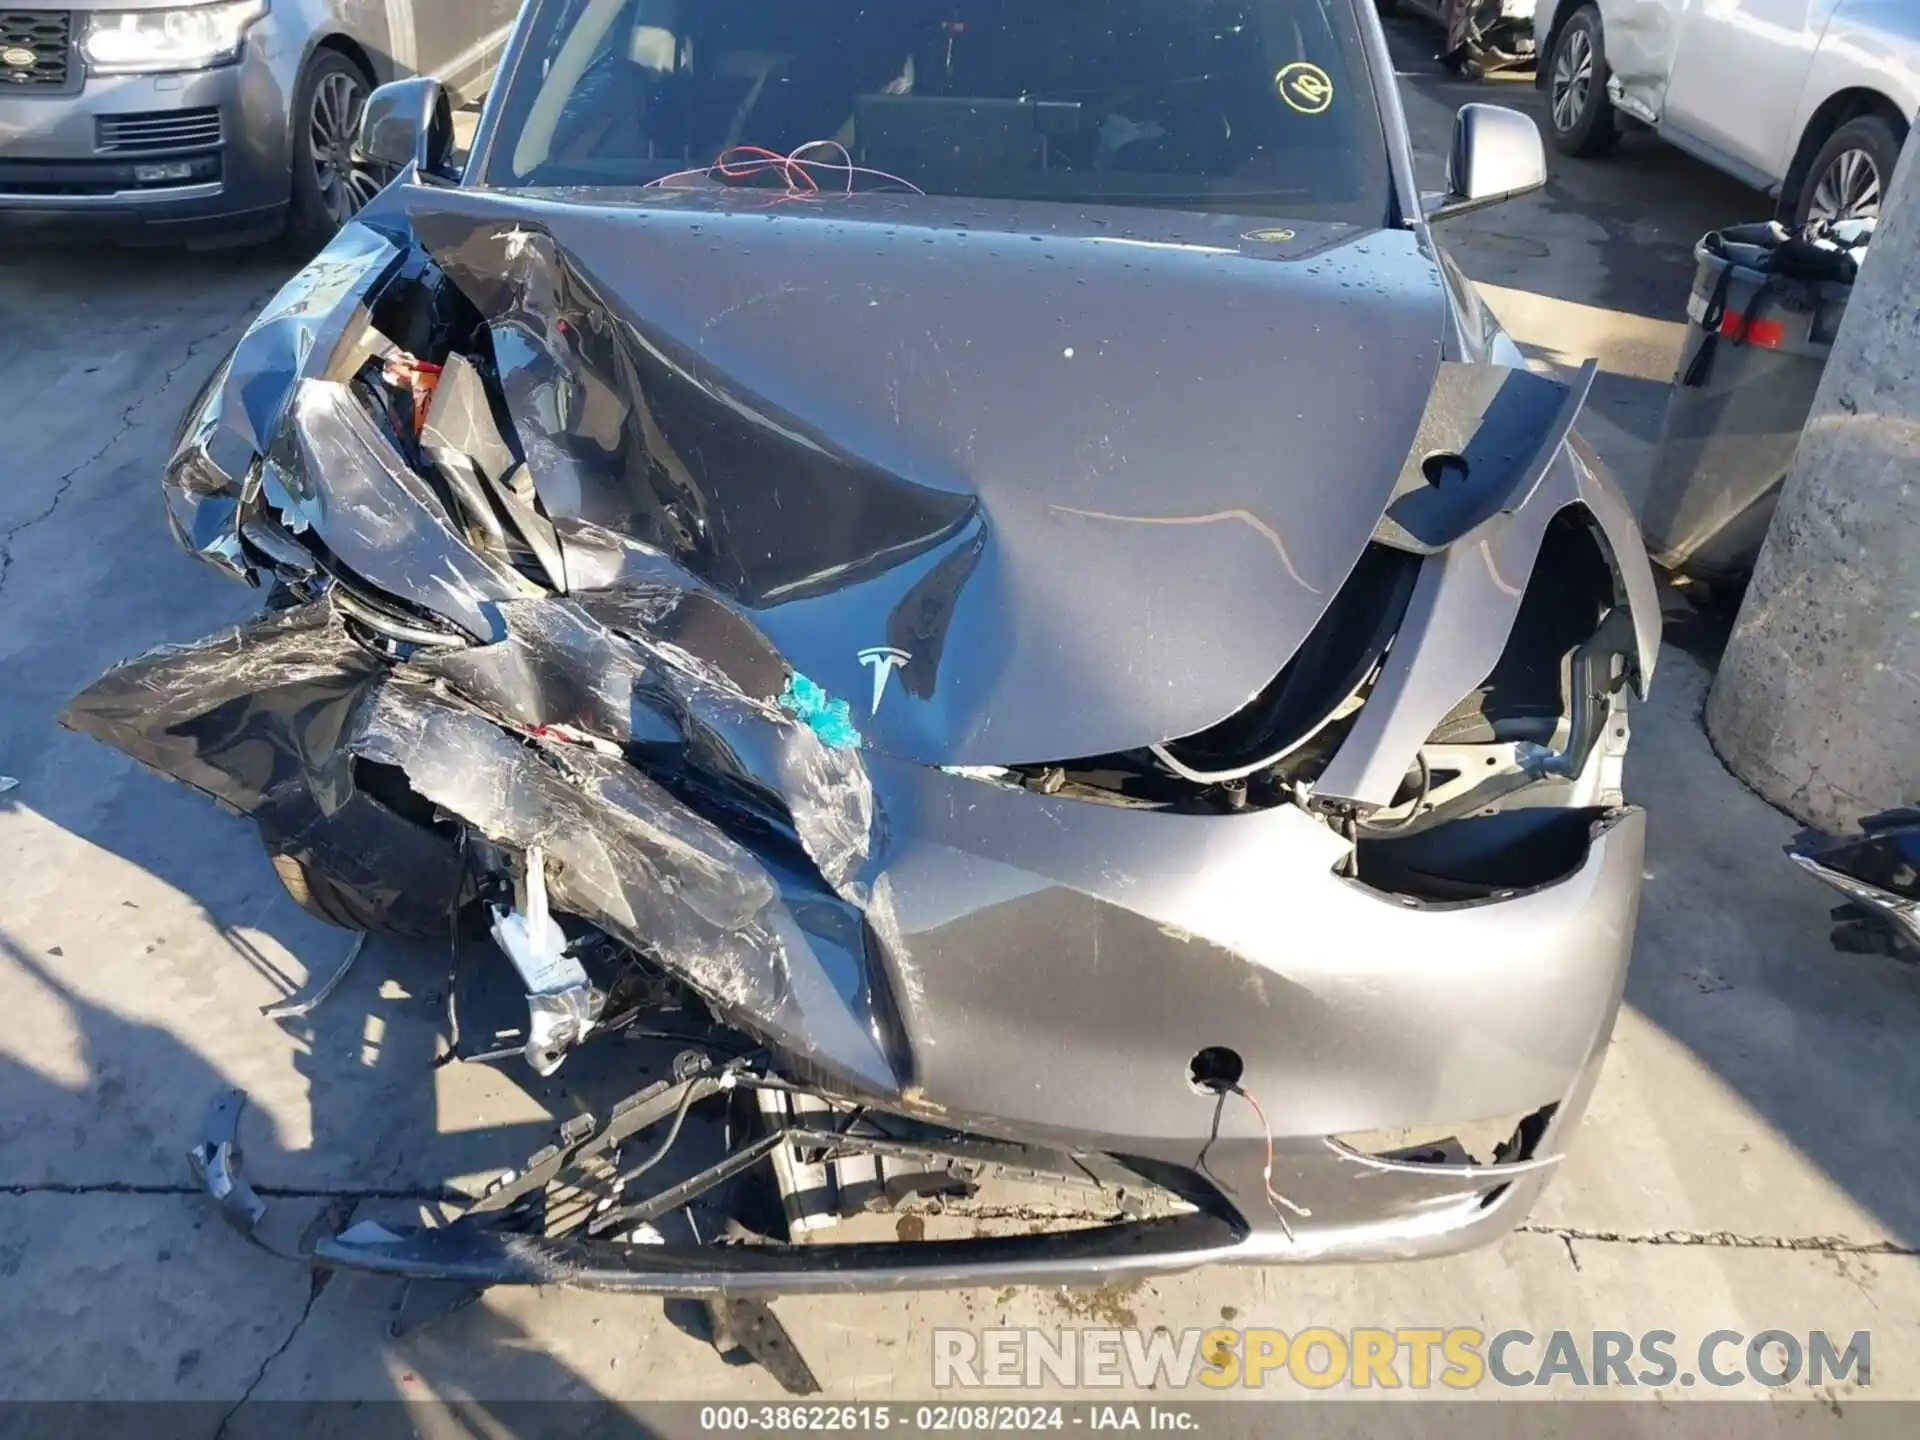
65 601 902 1097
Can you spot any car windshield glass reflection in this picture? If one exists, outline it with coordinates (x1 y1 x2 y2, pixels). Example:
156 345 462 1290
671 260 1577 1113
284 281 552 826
486 0 1390 224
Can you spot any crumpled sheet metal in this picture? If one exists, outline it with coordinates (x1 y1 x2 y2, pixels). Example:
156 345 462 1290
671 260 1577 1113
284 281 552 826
401 187 1455 768
163 223 406 581
417 595 875 894
65 600 899 1094
1314 409 1663 810
1374 361 1586 555
350 684 774 966
56 605 380 818
349 681 896 1091
436 225 629 542
1789 813 1920 958
263 378 532 643
57 607 468 936
374 675 894 1089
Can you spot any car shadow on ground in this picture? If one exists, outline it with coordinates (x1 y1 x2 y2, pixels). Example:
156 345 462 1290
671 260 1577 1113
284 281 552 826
0 923 665 1425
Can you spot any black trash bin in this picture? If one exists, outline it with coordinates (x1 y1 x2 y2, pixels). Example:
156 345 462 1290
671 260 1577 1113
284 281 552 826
1640 220 1868 585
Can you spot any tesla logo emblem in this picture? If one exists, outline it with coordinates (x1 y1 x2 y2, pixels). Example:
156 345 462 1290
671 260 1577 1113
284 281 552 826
858 647 912 714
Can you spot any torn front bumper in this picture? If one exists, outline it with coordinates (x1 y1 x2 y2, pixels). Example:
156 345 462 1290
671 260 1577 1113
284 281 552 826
68 597 1643 1277
315 1213 1251 1296
69 192 1663 1287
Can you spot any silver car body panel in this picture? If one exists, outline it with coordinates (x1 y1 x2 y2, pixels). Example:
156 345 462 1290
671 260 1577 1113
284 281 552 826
1315 365 1661 808
400 187 1454 767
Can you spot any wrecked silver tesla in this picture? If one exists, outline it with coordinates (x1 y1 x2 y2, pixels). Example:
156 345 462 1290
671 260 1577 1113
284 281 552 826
66 0 1660 1294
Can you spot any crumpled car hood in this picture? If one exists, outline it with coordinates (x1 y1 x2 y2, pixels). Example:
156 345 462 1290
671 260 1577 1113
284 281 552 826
396 189 1450 765
67 177 1663 1265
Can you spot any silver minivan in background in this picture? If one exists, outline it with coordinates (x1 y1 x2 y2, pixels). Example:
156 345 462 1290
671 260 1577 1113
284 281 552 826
0 0 519 243
1535 0 1919 227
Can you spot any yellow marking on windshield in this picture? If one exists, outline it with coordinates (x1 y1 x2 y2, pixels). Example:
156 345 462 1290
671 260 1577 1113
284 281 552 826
1276 62 1334 116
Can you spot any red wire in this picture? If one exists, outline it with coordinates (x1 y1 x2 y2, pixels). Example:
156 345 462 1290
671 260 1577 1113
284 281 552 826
1234 1082 1311 1227
716 144 818 190
1237 1084 1278 1205
644 141 923 198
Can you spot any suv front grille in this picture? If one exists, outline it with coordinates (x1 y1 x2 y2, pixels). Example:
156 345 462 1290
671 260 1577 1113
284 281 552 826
0 10 69 89
98 108 224 153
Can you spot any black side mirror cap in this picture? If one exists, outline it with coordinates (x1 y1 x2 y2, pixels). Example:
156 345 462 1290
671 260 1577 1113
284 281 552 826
356 76 458 183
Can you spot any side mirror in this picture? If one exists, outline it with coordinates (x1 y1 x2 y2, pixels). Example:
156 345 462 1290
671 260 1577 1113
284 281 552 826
355 76 457 183
1426 103 1547 222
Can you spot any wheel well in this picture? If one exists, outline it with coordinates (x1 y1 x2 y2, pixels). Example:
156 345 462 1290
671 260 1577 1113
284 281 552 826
1780 89 1909 213
311 33 380 88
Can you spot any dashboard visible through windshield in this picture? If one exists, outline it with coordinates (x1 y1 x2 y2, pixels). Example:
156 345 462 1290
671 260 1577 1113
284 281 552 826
483 0 1392 224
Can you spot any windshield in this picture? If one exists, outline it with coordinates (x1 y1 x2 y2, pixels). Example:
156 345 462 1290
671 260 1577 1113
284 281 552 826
483 0 1392 224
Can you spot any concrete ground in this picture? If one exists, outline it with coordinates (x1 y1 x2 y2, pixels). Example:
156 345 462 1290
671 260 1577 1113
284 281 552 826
3 18 1917 1423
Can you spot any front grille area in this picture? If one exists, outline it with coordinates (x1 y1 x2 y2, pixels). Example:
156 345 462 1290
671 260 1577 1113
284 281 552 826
0 10 69 90
98 108 224 153
0 154 220 195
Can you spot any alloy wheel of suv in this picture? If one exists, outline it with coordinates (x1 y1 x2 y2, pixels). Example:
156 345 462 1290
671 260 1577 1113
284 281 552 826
1549 28 1592 130
1809 148 1880 223
1798 115 1903 227
288 50 382 243
1547 6 1620 157
310 69 381 224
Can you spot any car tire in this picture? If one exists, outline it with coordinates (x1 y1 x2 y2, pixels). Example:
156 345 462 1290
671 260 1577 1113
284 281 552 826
287 48 381 245
1546 5 1620 158
268 846 447 938
1442 48 1489 82
271 848 381 934
1794 114 1903 228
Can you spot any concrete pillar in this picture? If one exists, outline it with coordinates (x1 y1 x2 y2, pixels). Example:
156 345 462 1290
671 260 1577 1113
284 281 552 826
1704 130 1920 829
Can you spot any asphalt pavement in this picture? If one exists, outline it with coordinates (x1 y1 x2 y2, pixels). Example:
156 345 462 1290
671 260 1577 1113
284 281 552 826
1 17 1916 1422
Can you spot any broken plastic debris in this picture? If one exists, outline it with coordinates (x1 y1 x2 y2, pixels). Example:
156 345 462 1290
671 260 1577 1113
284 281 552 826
261 932 366 1021
0 777 16 794
778 674 863 752
186 1088 270 1247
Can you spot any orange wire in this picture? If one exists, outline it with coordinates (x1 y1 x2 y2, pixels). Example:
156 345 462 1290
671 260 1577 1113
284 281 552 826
1234 1082 1311 1229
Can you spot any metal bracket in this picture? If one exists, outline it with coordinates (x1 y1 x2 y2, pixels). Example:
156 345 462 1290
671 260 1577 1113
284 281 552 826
489 845 603 1074
706 1298 821 1395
